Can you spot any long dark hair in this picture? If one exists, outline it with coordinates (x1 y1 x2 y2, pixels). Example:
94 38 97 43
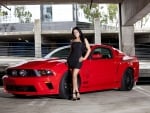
72 27 85 43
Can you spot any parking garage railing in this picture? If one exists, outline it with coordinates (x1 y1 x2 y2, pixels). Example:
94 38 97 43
0 42 149 60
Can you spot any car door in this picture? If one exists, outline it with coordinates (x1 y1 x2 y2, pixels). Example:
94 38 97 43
89 47 117 88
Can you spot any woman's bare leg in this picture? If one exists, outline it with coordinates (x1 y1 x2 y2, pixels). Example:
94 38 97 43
72 68 80 94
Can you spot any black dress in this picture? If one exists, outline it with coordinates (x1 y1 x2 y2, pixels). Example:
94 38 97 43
67 42 84 69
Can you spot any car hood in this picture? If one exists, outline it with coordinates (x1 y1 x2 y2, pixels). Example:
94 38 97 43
9 58 67 69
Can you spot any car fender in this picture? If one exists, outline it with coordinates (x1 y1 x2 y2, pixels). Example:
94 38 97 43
52 62 69 92
116 61 135 86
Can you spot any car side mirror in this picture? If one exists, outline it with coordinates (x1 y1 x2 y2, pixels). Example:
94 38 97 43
92 53 103 59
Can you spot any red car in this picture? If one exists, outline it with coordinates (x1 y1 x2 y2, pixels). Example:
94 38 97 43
3 44 139 99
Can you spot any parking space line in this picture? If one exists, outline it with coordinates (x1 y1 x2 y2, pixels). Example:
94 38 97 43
28 99 49 106
134 86 150 97
28 100 38 106
136 86 150 93
38 99 49 106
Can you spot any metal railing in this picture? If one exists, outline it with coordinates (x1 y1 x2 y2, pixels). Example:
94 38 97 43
0 42 149 60
0 42 70 57
135 43 150 60
0 42 35 57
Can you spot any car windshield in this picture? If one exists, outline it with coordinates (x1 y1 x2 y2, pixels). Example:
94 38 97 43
44 45 70 59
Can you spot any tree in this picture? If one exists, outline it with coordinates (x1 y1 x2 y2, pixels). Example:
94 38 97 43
80 4 101 23
0 8 9 31
107 4 118 28
134 13 150 28
2 11 8 16
80 4 117 25
80 4 118 26
14 6 32 23
107 4 118 23
140 13 150 28
24 11 32 23
0 8 8 17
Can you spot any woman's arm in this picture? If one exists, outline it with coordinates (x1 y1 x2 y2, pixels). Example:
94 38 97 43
80 38 91 62
83 38 91 60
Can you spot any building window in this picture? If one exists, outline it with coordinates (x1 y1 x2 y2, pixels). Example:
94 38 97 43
42 5 52 22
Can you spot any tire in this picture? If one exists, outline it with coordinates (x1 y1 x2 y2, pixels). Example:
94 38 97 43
59 71 72 99
120 69 134 91
59 71 81 99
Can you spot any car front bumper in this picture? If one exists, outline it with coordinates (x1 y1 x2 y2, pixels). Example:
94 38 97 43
2 75 59 96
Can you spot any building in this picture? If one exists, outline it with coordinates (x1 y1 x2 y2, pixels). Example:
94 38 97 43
0 4 150 59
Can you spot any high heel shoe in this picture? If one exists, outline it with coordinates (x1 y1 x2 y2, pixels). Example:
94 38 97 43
72 93 77 101
76 92 80 100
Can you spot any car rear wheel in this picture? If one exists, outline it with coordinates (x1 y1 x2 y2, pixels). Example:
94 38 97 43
59 71 72 99
120 69 134 91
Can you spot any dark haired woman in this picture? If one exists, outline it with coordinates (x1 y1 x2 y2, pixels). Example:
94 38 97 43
67 27 91 101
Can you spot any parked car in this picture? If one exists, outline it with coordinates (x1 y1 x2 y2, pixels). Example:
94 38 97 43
3 44 139 99
0 65 7 85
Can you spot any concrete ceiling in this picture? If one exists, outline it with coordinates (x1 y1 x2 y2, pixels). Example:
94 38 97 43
1 0 123 5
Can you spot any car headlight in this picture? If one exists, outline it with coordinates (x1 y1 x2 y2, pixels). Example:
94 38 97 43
37 70 53 76
19 70 27 76
12 70 17 76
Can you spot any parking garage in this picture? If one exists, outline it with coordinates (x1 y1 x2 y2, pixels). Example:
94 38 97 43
0 0 150 112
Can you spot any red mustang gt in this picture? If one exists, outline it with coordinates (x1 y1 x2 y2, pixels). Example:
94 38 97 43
3 44 139 99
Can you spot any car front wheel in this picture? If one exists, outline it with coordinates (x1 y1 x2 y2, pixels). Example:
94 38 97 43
59 71 72 99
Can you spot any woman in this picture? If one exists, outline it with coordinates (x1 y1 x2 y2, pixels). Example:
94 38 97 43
67 27 91 101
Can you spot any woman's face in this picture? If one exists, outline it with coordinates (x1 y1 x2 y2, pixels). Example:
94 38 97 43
73 29 80 38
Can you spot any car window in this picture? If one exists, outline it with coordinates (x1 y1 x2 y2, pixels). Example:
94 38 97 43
50 47 70 58
92 47 112 59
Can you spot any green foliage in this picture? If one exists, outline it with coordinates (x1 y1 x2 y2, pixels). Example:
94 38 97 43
108 4 118 22
14 6 32 23
0 8 8 16
140 13 150 28
80 4 118 25
80 4 101 23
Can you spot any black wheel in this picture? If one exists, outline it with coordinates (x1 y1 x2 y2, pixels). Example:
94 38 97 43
120 69 134 91
59 71 72 99
59 71 81 99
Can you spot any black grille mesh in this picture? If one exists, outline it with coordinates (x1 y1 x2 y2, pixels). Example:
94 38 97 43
6 69 36 77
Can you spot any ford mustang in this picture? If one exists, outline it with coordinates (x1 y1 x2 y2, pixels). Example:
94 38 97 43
3 44 139 99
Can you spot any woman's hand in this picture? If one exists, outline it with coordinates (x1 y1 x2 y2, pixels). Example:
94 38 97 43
79 57 85 62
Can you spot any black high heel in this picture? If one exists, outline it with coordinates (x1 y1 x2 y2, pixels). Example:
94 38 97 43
76 92 80 100
72 93 77 101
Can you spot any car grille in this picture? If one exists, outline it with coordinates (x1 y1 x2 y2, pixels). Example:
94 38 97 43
6 85 36 92
6 69 37 77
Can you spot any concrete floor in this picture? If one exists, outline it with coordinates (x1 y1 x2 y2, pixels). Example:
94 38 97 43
0 85 150 113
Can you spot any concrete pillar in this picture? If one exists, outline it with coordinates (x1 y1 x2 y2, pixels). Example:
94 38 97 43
119 3 135 56
118 3 123 51
94 18 101 44
122 26 135 56
34 19 42 58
